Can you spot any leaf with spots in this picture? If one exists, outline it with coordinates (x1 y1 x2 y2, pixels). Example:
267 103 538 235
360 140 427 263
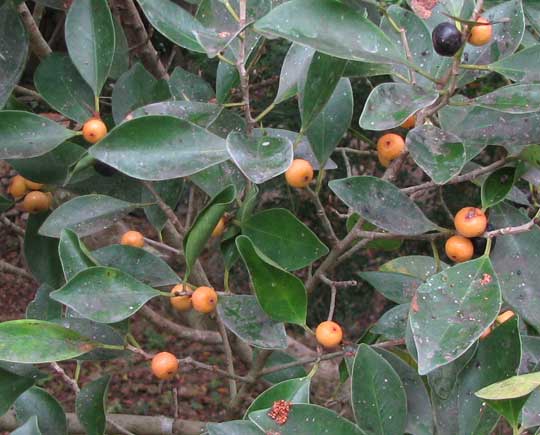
359 271 422 304
245 377 310 417
15 387 67 435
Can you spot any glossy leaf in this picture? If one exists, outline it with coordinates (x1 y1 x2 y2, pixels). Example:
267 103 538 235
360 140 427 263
129 100 220 126
481 166 516 209
406 125 466 184
58 229 96 281
65 0 115 95
190 161 246 197
236 236 307 325
0 367 35 416
245 377 310 416
39 194 136 238
112 63 171 124
142 179 184 232
486 397 529 428
242 208 328 271
375 348 433 435
24 212 64 288
0 320 97 363
307 78 353 166
89 116 228 180
0 1 28 109
34 53 94 123
26 284 63 321
184 185 235 280
490 203 540 330
299 52 347 130
410 257 502 375
471 84 540 114
275 43 315 104
169 66 215 102
8 142 86 185
254 0 401 64
0 111 76 159
93 244 179 287
12 416 42 435
226 132 292 184
15 387 67 435
490 45 540 83
76 375 110 435
207 421 262 435
380 255 447 280
359 83 438 131
458 0 525 87
249 404 364 434
359 271 422 304
217 295 287 350
330 176 437 235
351 344 407 435
476 372 540 400
109 16 129 80
136 0 205 52
371 303 409 339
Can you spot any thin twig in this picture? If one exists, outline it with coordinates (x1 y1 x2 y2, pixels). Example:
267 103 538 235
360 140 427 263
0 216 25 236
307 187 339 246
143 237 181 255
143 181 185 235
180 356 250 383
335 147 376 157
17 2 51 60
14 86 44 102
51 362 80 393
216 314 238 399
235 0 255 131
486 209 540 238
319 275 358 289
0 260 34 281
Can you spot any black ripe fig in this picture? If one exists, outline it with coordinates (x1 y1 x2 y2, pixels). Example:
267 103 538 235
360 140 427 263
432 22 463 57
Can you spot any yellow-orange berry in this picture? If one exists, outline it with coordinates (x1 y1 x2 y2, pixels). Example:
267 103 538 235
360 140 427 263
400 115 416 129
454 207 488 238
8 175 28 199
445 235 474 263
24 178 44 190
496 310 515 325
377 133 406 163
170 284 192 312
211 217 226 238
285 159 314 188
151 352 179 380
82 118 107 143
315 321 343 349
120 230 145 248
191 286 218 313
22 191 51 213
469 17 493 46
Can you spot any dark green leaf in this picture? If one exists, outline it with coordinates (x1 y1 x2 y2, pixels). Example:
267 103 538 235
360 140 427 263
351 344 407 435
520 144 540 168
65 0 115 95
51 266 161 323
299 52 347 130
491 203 540 330
406 126 466 184
359 83 438 131
26 284 63 321
8 142 86 185
190 161 246 197
471 84 540 114
129 100 220 126
481 166 516 209
217 295 287 350
92 244 180 287
12 416 42 435
0 367 35 416
359 271 421 304
490 45 540 83
0 320 98 363
226 132 292 184
24 212 63 288
89 116 228 180
184 185 235 279
142 179 184 232
307 78 353 166
207 421 262 435
330 176 437 235
523 390 540 428
344 61 391 77
0 1 28 109
136 0 205 52
34 53 94 123
58 229 96 281
76 375 110 435
410 257 502 375
15 387 67 435
39 194 136 238
112 63 171 124
0 111 76 159
242 208 328 271
245 377 310 416
249 404 364 434
274 43 315 104
254 0 402 64
371 303 409 339
109 16 129 80
169 66 214 102
0 194 13 212
236 235 307 325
